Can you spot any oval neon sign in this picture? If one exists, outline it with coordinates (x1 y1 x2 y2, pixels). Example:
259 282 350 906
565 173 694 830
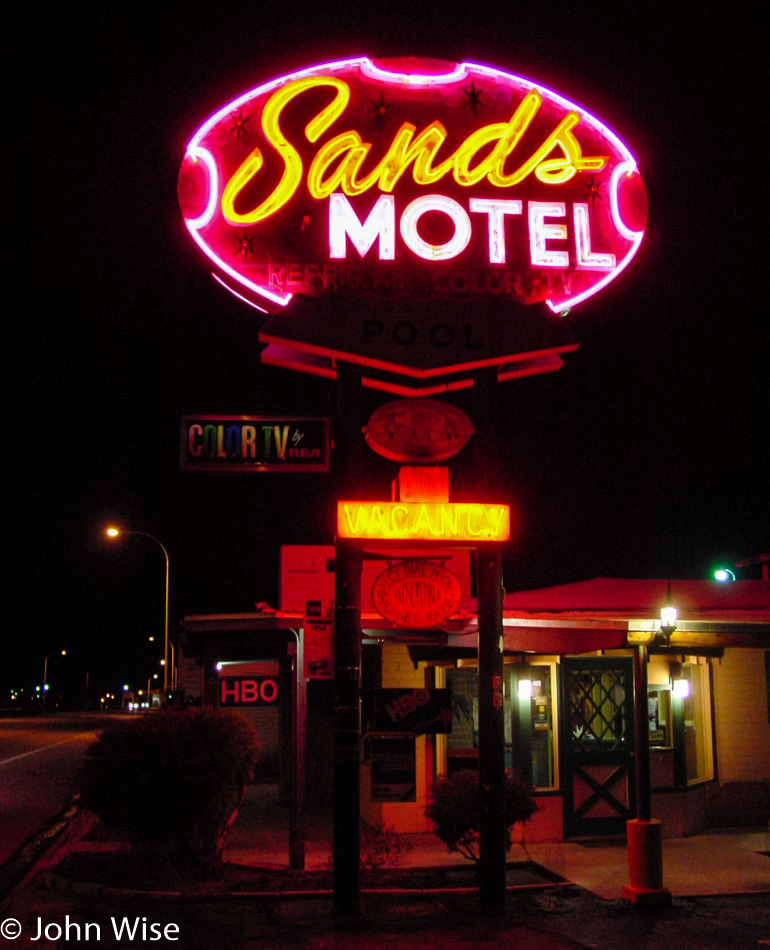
364 398 473 462
372 559 463 629
178 57 647 314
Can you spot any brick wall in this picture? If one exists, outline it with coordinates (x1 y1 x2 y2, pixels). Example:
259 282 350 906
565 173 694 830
712 649 770 783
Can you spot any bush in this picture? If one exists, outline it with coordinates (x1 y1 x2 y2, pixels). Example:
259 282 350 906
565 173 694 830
360 820 411 871
425 770 537 863
80 709 260 867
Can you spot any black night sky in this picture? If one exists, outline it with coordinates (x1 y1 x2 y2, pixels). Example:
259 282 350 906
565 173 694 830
6 3 767 700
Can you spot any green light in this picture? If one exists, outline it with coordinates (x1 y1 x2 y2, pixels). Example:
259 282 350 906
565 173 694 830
714 568 735 581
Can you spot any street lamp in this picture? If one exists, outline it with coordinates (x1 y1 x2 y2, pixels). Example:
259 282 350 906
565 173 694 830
42 649 66 713
714 567 736 582
160 642 176 689
106 526 171 691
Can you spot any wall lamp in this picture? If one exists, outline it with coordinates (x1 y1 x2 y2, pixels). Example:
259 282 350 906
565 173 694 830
657 580 677 646
672 677 690 699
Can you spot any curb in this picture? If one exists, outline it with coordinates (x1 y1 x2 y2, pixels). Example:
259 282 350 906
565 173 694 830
39 871 577 902
0 799 96 901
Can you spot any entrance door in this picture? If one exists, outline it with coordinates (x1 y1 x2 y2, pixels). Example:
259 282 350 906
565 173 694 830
560 657 635 837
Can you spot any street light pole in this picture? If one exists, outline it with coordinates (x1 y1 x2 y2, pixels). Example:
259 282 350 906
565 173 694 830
106 528 170 692
42 650 66 714
162 642 176 690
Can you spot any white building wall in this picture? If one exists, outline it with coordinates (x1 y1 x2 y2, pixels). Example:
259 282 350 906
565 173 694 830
712 649 770 782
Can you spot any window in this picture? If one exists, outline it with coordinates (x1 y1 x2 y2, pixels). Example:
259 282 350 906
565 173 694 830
647 686 672 747
681 663 713 783
510 664 556 789
443 662 557 789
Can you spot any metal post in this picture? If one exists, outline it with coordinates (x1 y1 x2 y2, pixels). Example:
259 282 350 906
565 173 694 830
42 654 50 714
633 644 651 821
289 635 307 869
162 546 170 692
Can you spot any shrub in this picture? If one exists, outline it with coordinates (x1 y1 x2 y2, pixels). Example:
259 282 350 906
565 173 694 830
425 769 537 863
360 820 411 871
80 709 260 867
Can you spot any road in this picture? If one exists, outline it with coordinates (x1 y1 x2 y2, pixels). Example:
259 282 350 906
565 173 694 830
0 712 121 866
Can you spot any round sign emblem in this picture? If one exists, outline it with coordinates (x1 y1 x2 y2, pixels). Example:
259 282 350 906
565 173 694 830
364 398 473 462
372 559 463 629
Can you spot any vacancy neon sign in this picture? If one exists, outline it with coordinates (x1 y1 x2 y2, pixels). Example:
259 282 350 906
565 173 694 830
178 58 646 313
337 500 510 542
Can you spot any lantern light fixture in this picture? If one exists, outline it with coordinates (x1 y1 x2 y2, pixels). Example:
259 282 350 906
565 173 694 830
657 580 677 645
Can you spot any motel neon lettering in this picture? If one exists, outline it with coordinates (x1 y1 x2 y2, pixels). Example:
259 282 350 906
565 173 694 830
220 77 609 226
337 501 510 542
179 58 647 314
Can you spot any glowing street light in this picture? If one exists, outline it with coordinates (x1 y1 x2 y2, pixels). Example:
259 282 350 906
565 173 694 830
714 567 736 581
106 526 170 691
42 649 66 713
159 642 176 688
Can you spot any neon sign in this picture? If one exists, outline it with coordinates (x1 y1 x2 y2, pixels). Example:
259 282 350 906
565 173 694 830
178 58 646 316
337 500 510 542
372 560 462 628
179 415 329 472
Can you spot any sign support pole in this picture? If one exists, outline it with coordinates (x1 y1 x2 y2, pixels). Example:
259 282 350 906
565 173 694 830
477 543 506 913
333 362 363 916
474 367 507 915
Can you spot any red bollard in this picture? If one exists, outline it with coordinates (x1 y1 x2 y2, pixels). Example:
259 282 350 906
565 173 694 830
622 819 672 908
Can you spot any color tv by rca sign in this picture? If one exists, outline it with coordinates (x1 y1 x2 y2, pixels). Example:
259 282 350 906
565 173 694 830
178 57 647 316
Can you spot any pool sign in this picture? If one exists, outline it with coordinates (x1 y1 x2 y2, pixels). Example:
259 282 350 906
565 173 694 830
178 57 646 317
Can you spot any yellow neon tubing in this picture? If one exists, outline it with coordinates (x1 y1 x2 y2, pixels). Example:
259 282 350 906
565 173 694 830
222 77 350 225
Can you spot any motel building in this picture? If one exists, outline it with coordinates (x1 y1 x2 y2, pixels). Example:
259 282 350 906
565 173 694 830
179 547 770 846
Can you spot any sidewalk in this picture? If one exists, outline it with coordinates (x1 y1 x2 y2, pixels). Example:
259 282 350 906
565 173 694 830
3 784 768 950
223 784 770 899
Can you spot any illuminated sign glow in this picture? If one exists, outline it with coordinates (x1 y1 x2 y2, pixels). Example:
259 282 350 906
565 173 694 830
178 58 646 315
180 415 329 472
372 560 462 628
337 500 510 542
219 676 279 707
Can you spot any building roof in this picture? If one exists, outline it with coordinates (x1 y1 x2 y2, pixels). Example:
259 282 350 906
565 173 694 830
182 579 770 658
498 578 770 653
503 578 770 623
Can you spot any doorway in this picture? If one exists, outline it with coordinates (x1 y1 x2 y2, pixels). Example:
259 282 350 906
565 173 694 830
560 657 636 837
